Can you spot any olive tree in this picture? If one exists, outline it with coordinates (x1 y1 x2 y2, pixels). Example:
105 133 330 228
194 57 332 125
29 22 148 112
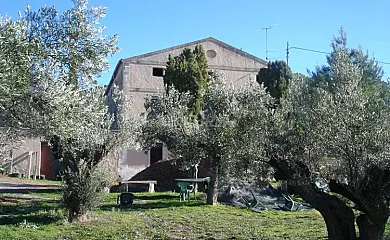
239 48 390 239
30 78 134 222
22 0 130 220
140 76 270 204
22 0 119 87
311 50 390 239
0 15 35 158
0 15 32 105
265 71 358 240
1 0 119 130
0 0 133 222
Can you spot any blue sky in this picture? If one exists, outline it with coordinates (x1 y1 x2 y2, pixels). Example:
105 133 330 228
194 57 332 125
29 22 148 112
2 0 390 85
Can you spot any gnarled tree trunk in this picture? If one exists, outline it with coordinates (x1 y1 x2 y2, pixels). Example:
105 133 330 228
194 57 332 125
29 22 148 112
329 167 390 240
357 213 386 240
355 194 389 240
294 185 357 240
67 209 88 223
269 157 357 240
356 167 390 240
206 157 220 205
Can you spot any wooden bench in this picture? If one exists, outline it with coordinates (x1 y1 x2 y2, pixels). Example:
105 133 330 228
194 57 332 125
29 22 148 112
121 180 157 193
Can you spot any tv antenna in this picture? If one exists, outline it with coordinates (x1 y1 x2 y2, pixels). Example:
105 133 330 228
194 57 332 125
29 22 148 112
261 24 277 60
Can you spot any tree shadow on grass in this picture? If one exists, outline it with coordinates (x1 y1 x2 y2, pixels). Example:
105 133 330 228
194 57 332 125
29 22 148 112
0 195 63 226
134 194 179 201
0 188 61 194
0 213 62 225
99 199 206 212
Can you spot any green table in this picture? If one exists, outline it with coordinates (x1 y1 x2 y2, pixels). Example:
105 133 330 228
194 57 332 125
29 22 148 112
174 177 210 183
174 177 210 201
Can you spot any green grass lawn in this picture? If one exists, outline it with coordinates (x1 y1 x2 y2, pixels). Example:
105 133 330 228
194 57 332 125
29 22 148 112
2 190 386 240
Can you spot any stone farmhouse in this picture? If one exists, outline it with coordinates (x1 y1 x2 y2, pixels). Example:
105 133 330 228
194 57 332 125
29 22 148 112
105 37 267 180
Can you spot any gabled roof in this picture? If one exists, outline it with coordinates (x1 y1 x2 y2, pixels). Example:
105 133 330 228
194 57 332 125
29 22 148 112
105 37 267 95
122 37 267 65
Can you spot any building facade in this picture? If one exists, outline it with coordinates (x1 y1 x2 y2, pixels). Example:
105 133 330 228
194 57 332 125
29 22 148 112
106 37 267 180
1 133 58 180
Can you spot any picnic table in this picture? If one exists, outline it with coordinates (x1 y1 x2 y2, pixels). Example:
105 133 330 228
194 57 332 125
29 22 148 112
174 177 210 201
121 180 157 193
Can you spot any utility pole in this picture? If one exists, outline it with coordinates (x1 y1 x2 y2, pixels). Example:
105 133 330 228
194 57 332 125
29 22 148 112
286 42 289 67
261 24 277 60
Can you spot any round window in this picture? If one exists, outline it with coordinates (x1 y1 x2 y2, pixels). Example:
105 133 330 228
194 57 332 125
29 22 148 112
206 50 217 58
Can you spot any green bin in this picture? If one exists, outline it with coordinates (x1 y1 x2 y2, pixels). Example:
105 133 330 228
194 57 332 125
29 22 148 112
9 172 22 178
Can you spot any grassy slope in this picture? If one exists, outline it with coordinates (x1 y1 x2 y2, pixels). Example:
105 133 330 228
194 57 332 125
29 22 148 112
0 191 383 240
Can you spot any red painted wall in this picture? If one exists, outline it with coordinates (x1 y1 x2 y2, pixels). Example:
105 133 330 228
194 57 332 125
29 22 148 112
40 142 56 180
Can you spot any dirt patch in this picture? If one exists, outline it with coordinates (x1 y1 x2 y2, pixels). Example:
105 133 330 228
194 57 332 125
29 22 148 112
0 175 60 186
0 176 61 193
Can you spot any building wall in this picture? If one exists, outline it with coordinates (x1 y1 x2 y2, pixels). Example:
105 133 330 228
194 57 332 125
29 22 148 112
115 64 124 91
107 63 124 121
215 70 258 88
113 39 266 181
139 41 262 70
118 147 148 180
7 137 42 177
125 41 265 119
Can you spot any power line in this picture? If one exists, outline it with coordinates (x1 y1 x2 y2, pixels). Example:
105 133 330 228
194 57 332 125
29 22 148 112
286 42 390 67
289 46 330 55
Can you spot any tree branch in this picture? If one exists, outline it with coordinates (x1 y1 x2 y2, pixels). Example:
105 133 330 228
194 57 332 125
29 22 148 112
328 179 367 212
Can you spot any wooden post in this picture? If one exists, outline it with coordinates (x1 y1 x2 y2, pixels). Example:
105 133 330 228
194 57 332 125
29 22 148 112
28 151 32 180
38 151 41 179
194 164 199 193
33 152 37 180
9 149 13 175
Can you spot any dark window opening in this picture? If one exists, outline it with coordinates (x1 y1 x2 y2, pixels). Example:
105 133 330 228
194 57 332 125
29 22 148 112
152 68 164 77
208 71 214 77
150 143 163 165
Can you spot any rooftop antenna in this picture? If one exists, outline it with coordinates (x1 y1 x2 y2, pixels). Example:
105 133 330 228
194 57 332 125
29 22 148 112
261 24 277 61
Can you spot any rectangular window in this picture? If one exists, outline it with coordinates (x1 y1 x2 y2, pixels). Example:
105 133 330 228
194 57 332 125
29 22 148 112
152 68 164 77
